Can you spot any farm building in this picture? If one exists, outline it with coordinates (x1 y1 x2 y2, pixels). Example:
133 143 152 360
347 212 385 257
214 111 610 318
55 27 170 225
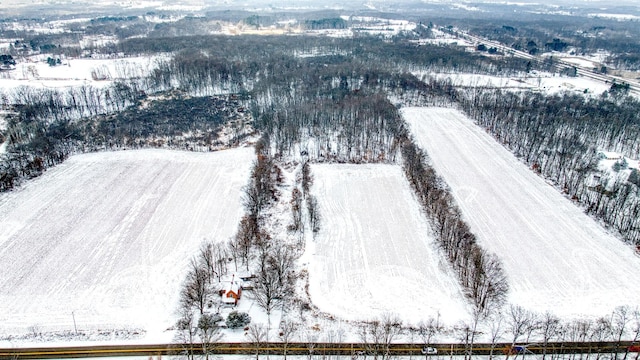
598 151 623 160
220 275 242 306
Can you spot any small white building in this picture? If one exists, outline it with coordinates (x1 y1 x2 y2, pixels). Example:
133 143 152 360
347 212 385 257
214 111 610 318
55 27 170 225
598 151 623 161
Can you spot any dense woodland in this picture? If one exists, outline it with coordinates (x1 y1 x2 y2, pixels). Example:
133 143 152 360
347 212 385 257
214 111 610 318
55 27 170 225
0 91 252 190
0 34 531 191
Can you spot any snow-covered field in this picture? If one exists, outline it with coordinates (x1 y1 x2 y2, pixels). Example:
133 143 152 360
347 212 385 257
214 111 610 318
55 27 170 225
403 107 640 318
307 164 470 325
413 38 475 47
0 55 164 90
588 13 640 20
558 56 599 69
415 72 610 96
0 148 254 341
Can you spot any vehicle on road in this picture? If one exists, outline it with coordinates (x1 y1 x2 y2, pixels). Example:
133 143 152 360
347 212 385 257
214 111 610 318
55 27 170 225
421 347 437 355
503 345 528 355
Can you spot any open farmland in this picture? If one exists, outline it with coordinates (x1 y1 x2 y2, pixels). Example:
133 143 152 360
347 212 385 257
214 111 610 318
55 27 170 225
414 72 611 96
403 107 640 318
0 148 254 339
0 56 163 90
307 164 470 324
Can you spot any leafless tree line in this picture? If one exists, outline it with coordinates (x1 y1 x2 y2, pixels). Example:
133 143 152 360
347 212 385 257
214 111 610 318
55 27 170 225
176 241 229 360
356 305 639 360
476 305 640 360
458 88 640 244
177 142 306 353
175 135 321 360
399 129 509 318
0 91 249 192
289 161 320 238
1 81 141 124
236 141 305 325
358 314 404 360
1 32 532 192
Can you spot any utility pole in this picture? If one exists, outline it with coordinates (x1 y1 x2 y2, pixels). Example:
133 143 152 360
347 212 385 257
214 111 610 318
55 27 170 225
72 311 77 335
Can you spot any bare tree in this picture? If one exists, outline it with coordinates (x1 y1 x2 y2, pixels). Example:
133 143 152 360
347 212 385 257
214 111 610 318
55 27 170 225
380 313 403 360
246 324 268 360
301 161 312 196
268 241 296 290
242 183 263 218
564 318 591 360
359 320 377 359
407 326 418 360
417 314 443 353
629 308 640 360
307 195 321 233
632 308 640 338
213 243 228 281
252 267 284 327
180 258 213 315
198 313 224 360
591 317 612 360
539 312 561 360
303 329 319 360
455 321 474 360
227 238 240 272
487 312 504 360
234 215 259 271
243 154 277 218
506 305 535 359
467 305 486 360
469 251 508 317
199 242 218 284
359 313 403 360
612 306 631 360
279 319 300 360
174 310 197 360
576 319 592 359
289 187 303 232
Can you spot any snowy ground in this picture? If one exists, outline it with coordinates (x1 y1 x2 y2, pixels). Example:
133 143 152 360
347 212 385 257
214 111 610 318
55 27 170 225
0 148 254 342
588 13 640 20
415 72 610 96
594 151 640 190
413 38 475 47
307 164 470 326
0 55 164 91
558 56 599 69
403 107 640 318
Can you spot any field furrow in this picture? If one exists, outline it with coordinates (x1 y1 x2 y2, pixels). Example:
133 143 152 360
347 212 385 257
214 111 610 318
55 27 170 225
308 164 470 324
403 107 640 317
0 148 254 338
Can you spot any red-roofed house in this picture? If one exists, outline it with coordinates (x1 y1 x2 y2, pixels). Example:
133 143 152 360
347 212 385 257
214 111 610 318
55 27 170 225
221 275 242 306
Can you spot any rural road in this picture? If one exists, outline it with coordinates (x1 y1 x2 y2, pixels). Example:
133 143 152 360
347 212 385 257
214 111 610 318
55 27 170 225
1 341 638 359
